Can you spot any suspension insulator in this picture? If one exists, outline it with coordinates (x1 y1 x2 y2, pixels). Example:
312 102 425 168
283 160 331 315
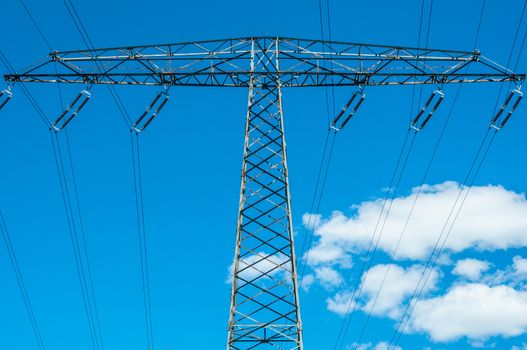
330 91 366 131
51 90 91 131
410 89 444 132
0 89 13 111
490 89 523 130
132 91 170 133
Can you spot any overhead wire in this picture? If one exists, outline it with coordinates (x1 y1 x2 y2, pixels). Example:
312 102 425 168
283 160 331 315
387 2 526 349
61 0 132 129
50 131 103 350
5 2 105 347
130 132 155 350
490 0 527 116
332 1 432 349
16 0 53 52
297 0 340 286
0 50 50 127
0 209 46 350
388 128 496 350
59 2 156 348
352 0 490 346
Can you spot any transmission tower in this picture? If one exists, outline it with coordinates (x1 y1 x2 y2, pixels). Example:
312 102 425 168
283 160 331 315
3 37 524 350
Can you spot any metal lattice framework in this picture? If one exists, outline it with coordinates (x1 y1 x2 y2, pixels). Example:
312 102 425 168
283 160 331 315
3 37 524 350
4 37 524 87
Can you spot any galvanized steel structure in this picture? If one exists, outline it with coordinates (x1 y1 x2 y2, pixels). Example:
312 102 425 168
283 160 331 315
3 37 524 350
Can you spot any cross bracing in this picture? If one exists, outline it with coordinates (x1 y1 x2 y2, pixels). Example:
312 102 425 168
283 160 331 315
2 36 524 350
4 37 524 87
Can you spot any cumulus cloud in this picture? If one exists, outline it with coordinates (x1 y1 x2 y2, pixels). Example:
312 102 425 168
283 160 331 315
226 252 290 283
301 274 315 292
452 258 490 281
408 283 527 342
325 264 438 318
315 266 344 289
327 291 356 316
513 256 527 279
479 255 527 288
360 264 439 318
307 182 527 263
347 342 401 350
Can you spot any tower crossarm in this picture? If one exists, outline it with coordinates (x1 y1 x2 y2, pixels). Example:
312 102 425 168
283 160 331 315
3 37 524 87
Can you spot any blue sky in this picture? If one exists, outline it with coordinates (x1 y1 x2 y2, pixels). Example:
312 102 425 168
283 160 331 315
1 1 527 350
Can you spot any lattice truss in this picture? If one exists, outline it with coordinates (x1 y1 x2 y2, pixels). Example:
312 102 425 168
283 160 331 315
2 37 525 350
228 40 302 350
4 37 524 87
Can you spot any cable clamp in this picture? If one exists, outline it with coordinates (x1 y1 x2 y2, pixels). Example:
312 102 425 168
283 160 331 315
51 89 91 132
490 89 523 130
410 89 444 132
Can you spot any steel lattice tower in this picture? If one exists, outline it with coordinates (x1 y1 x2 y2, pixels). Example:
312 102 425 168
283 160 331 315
227 40 303 349
3 37 524 350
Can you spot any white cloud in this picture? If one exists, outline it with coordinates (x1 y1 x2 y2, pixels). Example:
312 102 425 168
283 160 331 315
347 342 401 350
452 258 490 281
511 343 527 350
307 182 527 262
226 252 289 283
360 264 439 318
301 274 315 292
315 266 344 289
327 291 356 316
325 264 438 319
408 283 527 342
513 256 527 279
302 213 322 230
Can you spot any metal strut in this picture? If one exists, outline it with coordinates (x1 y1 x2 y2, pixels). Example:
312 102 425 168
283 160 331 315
227 39 303 350
51 89 91 131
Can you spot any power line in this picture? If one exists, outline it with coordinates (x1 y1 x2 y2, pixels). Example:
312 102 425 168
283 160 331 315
297 0 341 284
16 0 53 51
13 2 106 346
130 133 155 350
387 4 526 346
333 2 434 348
353 0 480 345
388 128 496 350
332 129 416 350
61 0 132 128
50 131 103 350
0 50 50 127
0 209 46 350
490 0 527 117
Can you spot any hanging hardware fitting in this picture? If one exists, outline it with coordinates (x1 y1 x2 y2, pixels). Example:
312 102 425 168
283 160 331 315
330 91 366 132
490 88 523 130
0 89 13 111
410 89 444 132
132 91 170 133
51 90 91 131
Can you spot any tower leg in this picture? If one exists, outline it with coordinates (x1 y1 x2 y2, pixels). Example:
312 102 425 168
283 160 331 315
227 41 303 350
